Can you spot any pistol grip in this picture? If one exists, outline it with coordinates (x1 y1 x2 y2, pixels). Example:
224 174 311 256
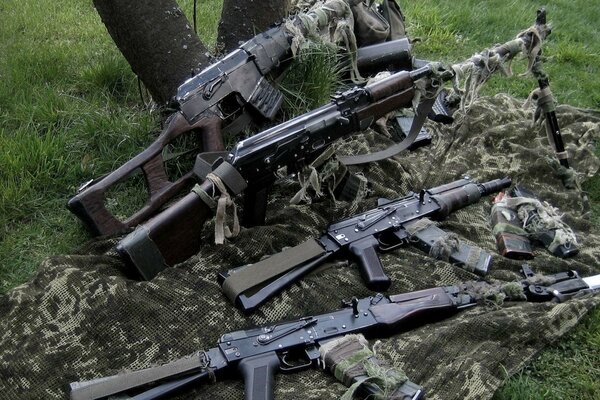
238 352 281 400
349 236 391 291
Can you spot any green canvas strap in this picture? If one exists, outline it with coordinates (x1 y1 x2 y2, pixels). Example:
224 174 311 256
337 95 436 165
70 352 208 400
221 238 326 303
192 154 248 196
118 226 168 280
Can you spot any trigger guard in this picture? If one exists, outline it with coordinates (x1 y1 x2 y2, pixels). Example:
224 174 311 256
377 232 406 252
279 353 312 373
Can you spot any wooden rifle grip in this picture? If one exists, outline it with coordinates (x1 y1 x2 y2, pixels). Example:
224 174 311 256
200 116 225 152
68 113 223 236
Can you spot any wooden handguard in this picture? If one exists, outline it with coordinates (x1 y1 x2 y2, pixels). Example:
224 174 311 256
67 113 224 236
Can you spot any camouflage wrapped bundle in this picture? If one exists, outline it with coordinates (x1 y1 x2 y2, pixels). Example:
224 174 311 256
1 95 600 399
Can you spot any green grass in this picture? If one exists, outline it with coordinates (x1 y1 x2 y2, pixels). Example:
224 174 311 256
404 1 600 108
494 307 600 400
178 0 223 49
0 0 220 292
279 41 346 117
0 0 599 398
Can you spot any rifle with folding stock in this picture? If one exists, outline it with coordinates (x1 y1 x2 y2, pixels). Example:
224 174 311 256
219 176 511 312
69 265 600 400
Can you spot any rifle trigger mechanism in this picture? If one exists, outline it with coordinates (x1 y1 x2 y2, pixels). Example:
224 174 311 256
280 345 320 372
377 229 410 252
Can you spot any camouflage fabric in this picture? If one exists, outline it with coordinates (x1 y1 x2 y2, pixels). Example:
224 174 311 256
1 95 600 400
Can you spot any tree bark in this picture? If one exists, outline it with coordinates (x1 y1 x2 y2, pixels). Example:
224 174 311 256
93 0 210 105
217 0 292 52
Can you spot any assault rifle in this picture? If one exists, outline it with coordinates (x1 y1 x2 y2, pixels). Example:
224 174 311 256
66 1 414 236
218 176 510 312
69 265 600 400
117 64 438 279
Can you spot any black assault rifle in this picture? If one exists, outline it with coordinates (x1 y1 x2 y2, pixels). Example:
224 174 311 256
219 176 511 312
69 265 600 400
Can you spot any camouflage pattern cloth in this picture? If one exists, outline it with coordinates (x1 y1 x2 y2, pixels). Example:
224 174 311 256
1 95 600 399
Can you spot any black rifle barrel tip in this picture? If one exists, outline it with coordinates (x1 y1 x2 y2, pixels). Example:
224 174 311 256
479 176 512 195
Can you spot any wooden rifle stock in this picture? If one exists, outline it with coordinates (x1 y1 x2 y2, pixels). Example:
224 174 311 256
117 180 217 278
67 113 223 236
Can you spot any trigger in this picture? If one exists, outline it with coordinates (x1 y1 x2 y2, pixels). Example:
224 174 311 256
304 345 320 362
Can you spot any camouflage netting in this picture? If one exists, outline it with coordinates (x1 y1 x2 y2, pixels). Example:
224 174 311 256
2 95 600 399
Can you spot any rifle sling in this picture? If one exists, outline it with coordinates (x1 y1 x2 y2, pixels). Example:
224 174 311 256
119 227 169 280
221 238 326 303
337 96 436 165
193 153 248 195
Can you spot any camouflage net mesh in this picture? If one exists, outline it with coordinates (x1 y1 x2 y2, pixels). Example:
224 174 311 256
1 95 600 399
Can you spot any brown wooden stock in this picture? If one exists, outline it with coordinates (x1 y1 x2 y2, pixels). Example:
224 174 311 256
352 71 414 124
67 113 224 236
143 180 216 266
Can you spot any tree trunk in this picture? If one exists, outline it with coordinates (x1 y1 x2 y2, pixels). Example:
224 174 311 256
93 0 210 105
217 0 292 52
